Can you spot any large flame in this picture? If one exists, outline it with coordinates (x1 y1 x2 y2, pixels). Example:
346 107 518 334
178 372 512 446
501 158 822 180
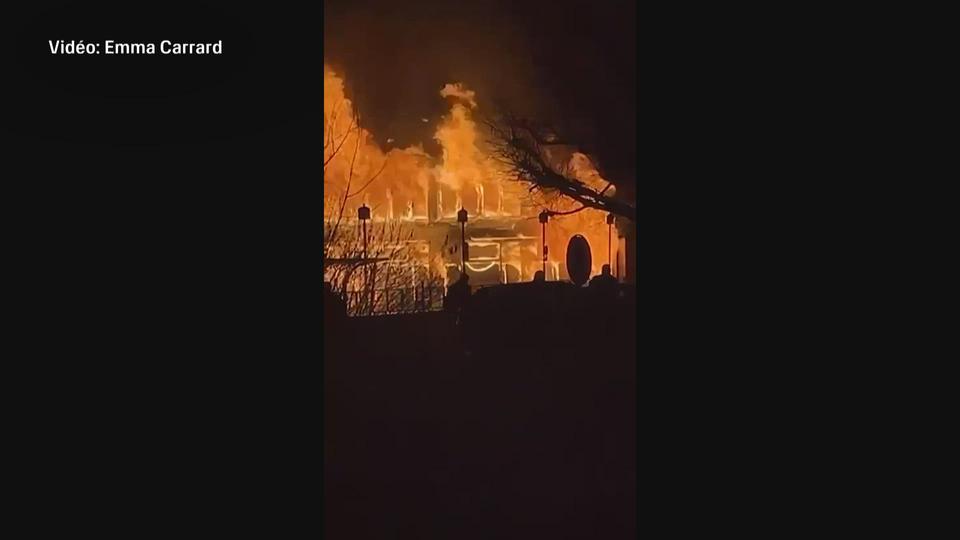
324 65 619 278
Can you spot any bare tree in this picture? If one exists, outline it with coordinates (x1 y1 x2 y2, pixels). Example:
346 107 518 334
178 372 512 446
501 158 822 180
483 111 635 221
324 218 445 316
324 102 444 316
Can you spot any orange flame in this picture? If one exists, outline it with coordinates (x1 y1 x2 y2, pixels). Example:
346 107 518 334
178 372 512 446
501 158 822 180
324 65 619 278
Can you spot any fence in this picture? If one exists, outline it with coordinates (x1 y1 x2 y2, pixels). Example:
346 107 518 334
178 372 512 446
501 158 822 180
344 285 446 317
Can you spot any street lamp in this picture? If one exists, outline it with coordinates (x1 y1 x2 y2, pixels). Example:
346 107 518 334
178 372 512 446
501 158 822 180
539 210 550 277
606 213 615 269
358 204 372 314
457 207 468 274
358 204 371 260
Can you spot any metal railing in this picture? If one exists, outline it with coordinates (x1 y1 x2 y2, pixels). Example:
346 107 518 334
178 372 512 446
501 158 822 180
344 285 446 317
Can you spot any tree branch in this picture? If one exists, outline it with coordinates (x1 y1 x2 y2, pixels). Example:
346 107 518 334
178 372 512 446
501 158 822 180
482 109 635 221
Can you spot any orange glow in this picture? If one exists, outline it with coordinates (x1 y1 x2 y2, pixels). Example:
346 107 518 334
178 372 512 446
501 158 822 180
324 65 619 279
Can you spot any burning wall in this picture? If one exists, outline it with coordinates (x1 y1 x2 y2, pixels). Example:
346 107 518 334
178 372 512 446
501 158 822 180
324 64 619 279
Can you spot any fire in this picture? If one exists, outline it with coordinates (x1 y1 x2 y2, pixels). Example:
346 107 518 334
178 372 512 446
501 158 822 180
324 64 619 279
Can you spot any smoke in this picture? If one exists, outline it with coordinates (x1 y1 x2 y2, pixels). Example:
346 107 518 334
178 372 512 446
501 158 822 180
439 83 478 109
569 152 615 196
323 0 553 157
324 0 635 198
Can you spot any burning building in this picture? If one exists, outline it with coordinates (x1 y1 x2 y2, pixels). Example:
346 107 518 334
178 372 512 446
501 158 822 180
324 65 630 311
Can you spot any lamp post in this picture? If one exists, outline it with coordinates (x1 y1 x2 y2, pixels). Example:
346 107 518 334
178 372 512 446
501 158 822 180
539 210 550 278
457 207 468 275
358 204 371 313
606 213 615 269
358 204 371 259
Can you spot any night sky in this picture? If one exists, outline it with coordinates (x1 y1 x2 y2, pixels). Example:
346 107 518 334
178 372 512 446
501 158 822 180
323 0 636 193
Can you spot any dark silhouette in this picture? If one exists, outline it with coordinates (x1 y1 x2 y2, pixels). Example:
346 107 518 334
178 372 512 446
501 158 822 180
324 283 636 540
523 270 555 320
589 264 619 300
323 281 347 324
443 273 471 317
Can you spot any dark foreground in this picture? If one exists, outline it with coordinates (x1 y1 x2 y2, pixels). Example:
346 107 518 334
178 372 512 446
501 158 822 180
324 284 636 539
